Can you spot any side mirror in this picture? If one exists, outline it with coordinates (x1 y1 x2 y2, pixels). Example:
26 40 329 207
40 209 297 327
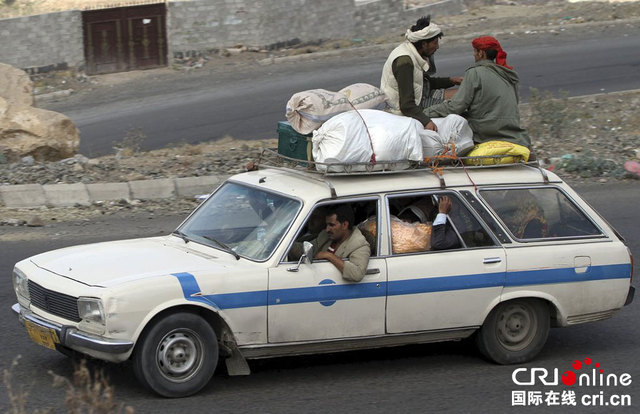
287 241 315 272
303 241 314 264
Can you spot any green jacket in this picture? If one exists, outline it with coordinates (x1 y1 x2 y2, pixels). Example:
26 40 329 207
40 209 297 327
425 60 531 148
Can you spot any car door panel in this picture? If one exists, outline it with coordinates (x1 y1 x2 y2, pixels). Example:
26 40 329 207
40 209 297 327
268 258 387 342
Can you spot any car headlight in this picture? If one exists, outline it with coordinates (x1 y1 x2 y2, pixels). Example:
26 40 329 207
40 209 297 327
77 297 105 325
12 267 30 300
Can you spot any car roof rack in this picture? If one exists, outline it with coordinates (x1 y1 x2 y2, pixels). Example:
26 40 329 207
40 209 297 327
256 148 541 177
253 149 550 197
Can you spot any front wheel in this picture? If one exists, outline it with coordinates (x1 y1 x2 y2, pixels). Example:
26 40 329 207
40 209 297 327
133 312 218 397
476 299 550 365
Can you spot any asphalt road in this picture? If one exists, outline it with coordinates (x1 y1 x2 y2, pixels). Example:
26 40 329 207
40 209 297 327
42 28 640 157
1 182 638 413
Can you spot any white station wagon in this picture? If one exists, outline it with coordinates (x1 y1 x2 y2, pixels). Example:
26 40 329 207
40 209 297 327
12 159 634 397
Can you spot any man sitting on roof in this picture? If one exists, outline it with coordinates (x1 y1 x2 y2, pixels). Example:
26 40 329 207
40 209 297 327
424 36 531 150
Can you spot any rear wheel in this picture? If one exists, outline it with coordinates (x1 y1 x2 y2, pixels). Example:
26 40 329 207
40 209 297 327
476 299 549 364
133 312 218 397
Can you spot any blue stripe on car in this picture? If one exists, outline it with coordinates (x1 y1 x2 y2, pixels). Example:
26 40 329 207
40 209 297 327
172 263 631 309
504 263 630 286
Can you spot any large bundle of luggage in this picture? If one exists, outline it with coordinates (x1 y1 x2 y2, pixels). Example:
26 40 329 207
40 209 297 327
278 83 522 172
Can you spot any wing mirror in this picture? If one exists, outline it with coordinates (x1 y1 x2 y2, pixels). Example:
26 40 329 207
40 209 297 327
303 241 314 264
288 241 314 272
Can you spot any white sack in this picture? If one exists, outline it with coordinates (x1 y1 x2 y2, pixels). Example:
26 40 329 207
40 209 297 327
312 109 424 172
285 83 386 135
420 114 474 157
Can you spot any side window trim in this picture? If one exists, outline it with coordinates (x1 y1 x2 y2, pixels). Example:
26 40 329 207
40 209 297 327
460 190 511 244
477 184 606 242
384 190 500 257
279 195 382 263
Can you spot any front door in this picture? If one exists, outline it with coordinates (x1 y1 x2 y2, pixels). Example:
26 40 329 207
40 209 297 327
268 198 386 343
268 257 387 343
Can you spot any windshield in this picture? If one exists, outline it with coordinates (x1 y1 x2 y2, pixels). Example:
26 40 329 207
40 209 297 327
178 182 301 261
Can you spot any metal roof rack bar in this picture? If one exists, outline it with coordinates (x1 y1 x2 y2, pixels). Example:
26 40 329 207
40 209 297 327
256 149 541 177
254 158 338 198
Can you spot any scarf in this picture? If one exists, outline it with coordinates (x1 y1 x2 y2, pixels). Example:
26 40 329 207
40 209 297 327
472 36 513 70
405 23 441 43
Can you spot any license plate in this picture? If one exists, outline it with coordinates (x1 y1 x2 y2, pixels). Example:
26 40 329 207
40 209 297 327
25 320 59 350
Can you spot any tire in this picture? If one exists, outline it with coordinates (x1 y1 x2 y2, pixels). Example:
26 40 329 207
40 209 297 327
476 299 550 365
133 312 218 397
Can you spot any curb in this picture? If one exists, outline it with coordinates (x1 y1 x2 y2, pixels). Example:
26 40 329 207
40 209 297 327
0 175 228 209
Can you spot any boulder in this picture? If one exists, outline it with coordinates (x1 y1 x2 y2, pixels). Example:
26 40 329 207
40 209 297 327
0 63 79 162
0 62 34 107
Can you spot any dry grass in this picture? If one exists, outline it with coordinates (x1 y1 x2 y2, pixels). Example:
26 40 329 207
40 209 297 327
3 355 134 414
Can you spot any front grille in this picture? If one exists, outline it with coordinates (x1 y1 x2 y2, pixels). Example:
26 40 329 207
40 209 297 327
28 280 81 322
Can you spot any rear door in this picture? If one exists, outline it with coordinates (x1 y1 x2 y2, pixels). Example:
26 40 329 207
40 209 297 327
385 191 506 333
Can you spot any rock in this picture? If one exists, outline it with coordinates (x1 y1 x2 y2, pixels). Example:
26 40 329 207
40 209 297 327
21 155 35 165
26 215 44 227
0 63 34 107
0 97 80 162
1 63 80 162
2 218 26 226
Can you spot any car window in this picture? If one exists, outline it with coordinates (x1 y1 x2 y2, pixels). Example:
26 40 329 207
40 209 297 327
179 182 301 261
287 199 379 262
387 192 495 255
479 187 602 241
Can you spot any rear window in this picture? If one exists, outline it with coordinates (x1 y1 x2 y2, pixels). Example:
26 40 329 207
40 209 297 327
479 187 602 241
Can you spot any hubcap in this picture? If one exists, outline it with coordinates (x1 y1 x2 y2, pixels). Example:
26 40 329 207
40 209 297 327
156 329 203 382
496 303 537 351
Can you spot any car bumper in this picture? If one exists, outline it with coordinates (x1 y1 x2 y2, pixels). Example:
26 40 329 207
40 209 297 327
12 303 134 354
625 286 635 306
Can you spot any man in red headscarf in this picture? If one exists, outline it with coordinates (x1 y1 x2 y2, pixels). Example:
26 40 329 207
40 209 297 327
425 36 531 150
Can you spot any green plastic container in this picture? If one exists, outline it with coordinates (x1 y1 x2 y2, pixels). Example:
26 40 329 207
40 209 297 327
277 121 312 165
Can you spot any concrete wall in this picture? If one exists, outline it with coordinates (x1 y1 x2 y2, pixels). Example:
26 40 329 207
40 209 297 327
168 0 464 58
0 11 84 73
354 0 464 38
167 0 357 58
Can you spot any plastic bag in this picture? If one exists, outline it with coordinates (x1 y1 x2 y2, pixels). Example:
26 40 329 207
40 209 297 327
359 216 432 253
390 217 432 253
420 114 474 157
463 140 530 165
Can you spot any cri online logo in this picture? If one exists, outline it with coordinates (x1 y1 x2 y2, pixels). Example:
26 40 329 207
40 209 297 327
562 358 599 386
513 358 632 387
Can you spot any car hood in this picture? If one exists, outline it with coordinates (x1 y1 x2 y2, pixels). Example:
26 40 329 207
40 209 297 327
29 236 233 287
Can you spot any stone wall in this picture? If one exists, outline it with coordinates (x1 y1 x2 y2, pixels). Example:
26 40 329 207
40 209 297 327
0 11 84 73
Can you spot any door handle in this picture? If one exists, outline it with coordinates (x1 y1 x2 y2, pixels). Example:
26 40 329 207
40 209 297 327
365 268 380 275
483 257 502 264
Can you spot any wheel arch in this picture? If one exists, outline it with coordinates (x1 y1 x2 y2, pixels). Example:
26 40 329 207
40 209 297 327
131 303 235 358
491 292 565 327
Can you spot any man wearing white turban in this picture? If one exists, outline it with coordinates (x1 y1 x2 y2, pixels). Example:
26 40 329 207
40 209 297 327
380 15 462 131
